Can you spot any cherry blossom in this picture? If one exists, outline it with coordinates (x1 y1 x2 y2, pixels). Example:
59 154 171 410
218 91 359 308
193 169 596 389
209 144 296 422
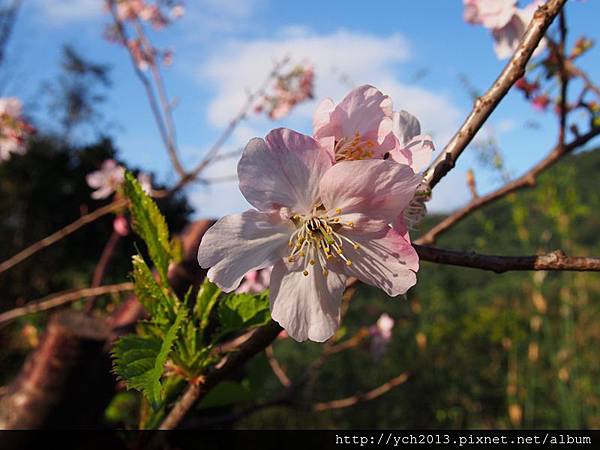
113 215 130 236
464 0 546 60
313 85 434 230
0 97 34 162
313 85 434 173
198 128 421 342
256 63 314 120
137 172 153 195
369 313 395 359
86 159 126 200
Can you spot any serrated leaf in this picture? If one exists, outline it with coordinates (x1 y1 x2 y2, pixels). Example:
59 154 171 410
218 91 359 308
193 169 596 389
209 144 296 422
132 254 174 321
123 172 172 284
112 308 186 408
194 278 221 335
215 291 271 341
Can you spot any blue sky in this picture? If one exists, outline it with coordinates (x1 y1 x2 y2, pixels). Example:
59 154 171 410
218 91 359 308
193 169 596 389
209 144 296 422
5 0 600 218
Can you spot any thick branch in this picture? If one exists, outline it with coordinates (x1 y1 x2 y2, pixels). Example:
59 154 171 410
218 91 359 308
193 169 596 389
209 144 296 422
415 245 600 273
158 320 283 429
417 126 600 245
423 0 567 190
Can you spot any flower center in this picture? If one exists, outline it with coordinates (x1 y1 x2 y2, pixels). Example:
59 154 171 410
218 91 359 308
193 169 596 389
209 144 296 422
287 208 360 277
334 131 376 161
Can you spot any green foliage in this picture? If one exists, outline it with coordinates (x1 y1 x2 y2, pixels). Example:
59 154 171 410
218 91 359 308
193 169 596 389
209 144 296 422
131 254 179 328
194 278 221 336
123 172 172 284
216 291 271 339
112 308 186 407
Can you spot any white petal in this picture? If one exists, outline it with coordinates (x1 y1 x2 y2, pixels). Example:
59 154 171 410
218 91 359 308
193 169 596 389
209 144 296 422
238 129 332 214
392 110 421 145
342 226 418 297
269 258 347 342
197 210 294 291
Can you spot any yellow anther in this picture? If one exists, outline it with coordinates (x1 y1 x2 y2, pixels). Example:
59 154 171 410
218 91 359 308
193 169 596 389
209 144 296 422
309 259 316 265
303 270 309 276
347 222 354 228
353 244 361 250
300 251 305 257
322 269 329 277
346 260 353 266
288 256 295 262
335 208 342 214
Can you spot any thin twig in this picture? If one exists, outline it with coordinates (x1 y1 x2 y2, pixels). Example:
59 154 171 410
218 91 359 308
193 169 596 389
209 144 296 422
265 345 291 387
312 372 409 412
0 198 127 275
107 0 186 177
169 58 289 194
423 0 567 191
417 126 600 245
415 245 600 273
0 282 134 326
84 230 122 314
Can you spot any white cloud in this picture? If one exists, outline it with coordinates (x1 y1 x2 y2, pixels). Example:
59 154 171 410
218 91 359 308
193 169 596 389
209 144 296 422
190 27 467 218
31 0 102 23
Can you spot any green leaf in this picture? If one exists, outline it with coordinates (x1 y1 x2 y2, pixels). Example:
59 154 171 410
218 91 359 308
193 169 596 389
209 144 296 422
123 172 172 284
194 278 221 335
216 291 271 340
112 308 186 408
132 254 174 322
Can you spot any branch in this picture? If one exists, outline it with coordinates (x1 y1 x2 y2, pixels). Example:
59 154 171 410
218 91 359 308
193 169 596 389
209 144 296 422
168 58 289 194
106 0 186 177
415 245 600 273
265 345 291 387
158 320 283 429
0 282 134 326
0 198 127 275
312 372 409 412
417 126 600 245
422 0 567 191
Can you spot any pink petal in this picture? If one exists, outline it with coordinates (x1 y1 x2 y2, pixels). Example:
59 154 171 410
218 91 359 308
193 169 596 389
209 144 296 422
313 97 336 139
320 159 422 223
389 134 434 173
336 85 393 137
197 210 294 291
269 259 347 342
342 225 418 296
492 14 525 59
238 129 332 214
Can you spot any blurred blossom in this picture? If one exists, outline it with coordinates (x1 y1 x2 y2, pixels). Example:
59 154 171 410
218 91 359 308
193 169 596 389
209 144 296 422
369 313 395 359
515 77 540 98
127 38 154 71
86 159 125 199
105 1 184 66
113 215 130 236
256 63 315 120
531 94 550 111
137 172 153 195
236 267 272 294
0 97 35 162
464 0 547 59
